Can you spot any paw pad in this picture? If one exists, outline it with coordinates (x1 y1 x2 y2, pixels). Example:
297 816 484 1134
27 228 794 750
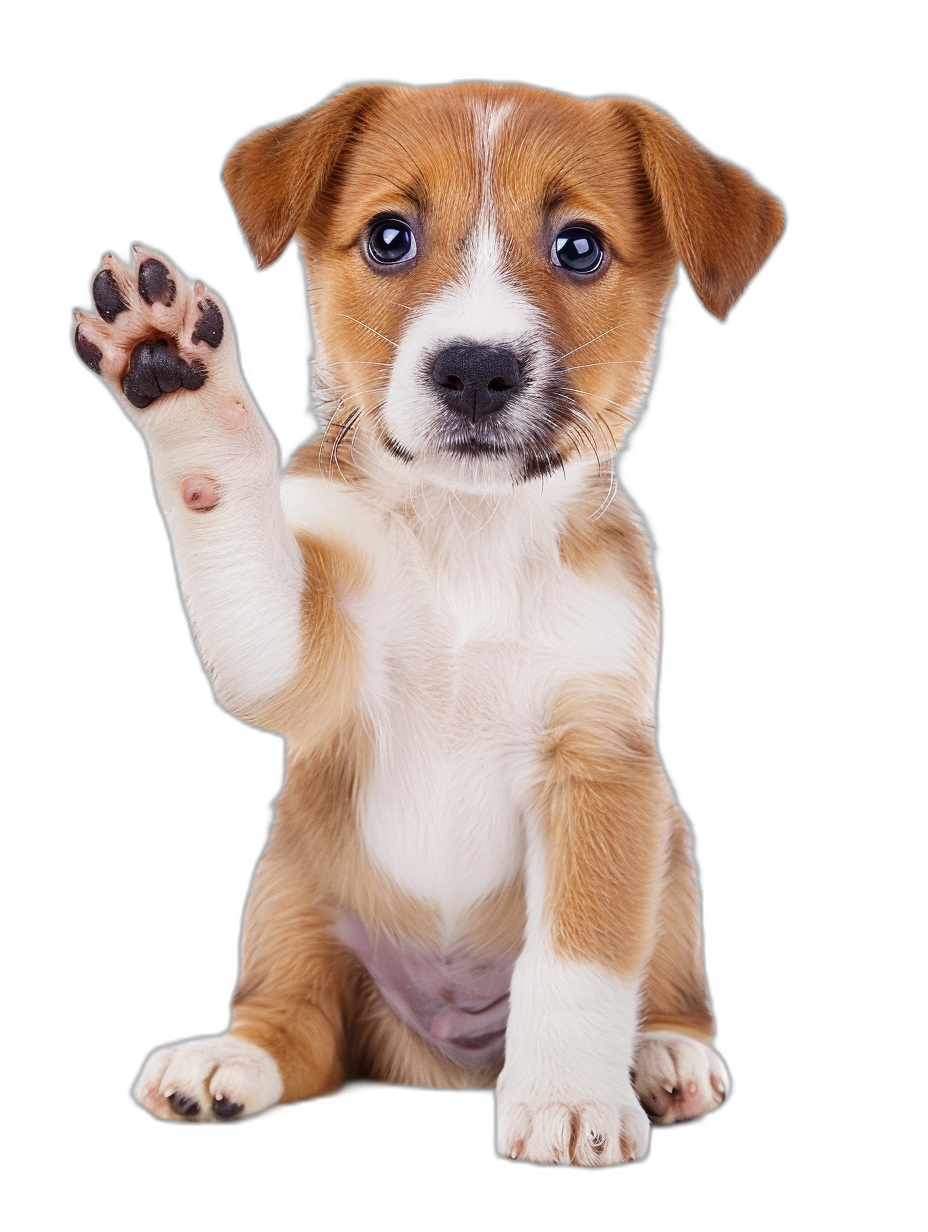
123 338 207 409
138 257 176 307
92 267 127 322
75 249 227 411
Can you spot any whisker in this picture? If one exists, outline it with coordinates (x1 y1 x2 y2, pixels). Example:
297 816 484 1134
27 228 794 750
329 407 362 483
566 406 602 456
344 408 370 477
590 466 619 521
317 393 349 480
459 490 505 539
339 314 398 350
446 488 467 539
562 386 635 423
600 417 619 453
565 422 600 475
562 359 647 372
558 321 627 362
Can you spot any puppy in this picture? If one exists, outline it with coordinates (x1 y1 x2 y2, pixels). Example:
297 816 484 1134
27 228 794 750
75 83 782 1165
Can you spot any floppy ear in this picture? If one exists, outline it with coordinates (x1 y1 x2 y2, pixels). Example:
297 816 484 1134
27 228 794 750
616 101 784 319
223 85 385 268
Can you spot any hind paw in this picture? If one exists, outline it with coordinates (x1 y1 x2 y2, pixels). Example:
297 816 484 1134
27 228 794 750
133 1034 282 1123
632 1031 729 1125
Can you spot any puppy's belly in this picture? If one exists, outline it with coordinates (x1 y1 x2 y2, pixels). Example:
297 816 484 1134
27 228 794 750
335 913 518 1066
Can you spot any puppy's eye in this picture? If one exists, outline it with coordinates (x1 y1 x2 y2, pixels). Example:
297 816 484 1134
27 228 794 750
367 218 417 265
551 226 604 274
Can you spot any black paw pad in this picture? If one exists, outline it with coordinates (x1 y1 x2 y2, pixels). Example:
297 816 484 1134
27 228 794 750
192 299 223 349
169 1092 200 1117
74 326 102 373
92 268 128 322
138 258 177 307
212 1096 244 1120
123 338 207 409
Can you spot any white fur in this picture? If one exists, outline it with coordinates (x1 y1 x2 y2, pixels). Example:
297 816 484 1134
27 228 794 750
148 402 304 715
497 948 649 1164
300 461 646 934
84 260 306 717
134 1034 283 1122
494 810 650 1164
282 463 644 933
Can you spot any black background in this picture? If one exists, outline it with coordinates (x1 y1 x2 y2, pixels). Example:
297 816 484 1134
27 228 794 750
57 52 798 1197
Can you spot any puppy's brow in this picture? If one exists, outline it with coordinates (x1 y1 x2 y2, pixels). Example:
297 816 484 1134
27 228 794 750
542 182 569 214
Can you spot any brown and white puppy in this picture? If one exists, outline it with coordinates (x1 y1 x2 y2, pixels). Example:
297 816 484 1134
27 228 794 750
75 83 782 1165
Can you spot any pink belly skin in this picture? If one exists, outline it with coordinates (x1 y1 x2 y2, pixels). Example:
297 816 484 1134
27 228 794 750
334 914 519 1067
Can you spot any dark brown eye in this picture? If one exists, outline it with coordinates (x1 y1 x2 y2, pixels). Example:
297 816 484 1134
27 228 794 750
367 218 417 265
551 226 604 274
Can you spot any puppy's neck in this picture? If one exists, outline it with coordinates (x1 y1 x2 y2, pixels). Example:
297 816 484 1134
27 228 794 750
386 454 612 567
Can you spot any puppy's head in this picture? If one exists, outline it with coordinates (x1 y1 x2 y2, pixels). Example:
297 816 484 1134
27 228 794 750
225 84 783 491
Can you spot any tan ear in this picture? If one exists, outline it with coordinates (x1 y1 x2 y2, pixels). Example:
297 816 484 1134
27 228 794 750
223 85 385 268
617 101 784 319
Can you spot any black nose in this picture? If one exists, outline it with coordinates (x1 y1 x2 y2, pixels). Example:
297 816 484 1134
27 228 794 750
431 345 523 418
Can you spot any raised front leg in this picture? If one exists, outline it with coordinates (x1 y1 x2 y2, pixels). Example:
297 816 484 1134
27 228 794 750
75 249 304 722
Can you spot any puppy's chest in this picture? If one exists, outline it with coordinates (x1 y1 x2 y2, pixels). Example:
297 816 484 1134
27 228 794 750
350 525 636 928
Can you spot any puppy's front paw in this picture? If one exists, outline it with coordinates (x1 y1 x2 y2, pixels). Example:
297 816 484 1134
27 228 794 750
496 1079 650 1166
632 1031 729 1125
75 248 238 419
133 1034 283 1123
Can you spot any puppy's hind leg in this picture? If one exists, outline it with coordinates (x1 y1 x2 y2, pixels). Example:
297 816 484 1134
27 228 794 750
134 842 355 1122
634 802 730 1125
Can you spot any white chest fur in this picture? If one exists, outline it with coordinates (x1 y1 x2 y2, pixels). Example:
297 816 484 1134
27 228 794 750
282 469 641 936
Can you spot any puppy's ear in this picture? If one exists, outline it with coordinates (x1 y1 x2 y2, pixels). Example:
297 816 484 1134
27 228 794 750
617 101 784 319
223 86 384 268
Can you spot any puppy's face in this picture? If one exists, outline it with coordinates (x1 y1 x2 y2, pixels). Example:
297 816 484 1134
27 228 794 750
225 85 783 491
304 87 673 490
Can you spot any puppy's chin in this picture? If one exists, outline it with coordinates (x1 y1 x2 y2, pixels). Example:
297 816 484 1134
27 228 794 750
380 395 580 493
382 434 572 495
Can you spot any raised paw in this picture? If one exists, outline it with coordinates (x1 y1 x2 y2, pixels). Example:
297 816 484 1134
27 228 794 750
632 1031 729 1125
496 1086 650 1166
133 1034 283 1123
75 248 234 414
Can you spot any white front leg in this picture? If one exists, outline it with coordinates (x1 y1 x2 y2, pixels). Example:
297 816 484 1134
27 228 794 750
76 249 304 719
497 944 649 1165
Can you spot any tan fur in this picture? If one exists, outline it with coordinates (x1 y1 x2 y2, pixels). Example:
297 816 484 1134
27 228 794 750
640 804 715 1043
241 532 366 753
535 676 667 976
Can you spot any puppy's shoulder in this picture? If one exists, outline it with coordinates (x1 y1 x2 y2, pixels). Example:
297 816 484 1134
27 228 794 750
558 487 657 616
282 441 383 556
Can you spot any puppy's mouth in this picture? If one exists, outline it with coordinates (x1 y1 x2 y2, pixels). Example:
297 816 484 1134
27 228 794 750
433 414 529 457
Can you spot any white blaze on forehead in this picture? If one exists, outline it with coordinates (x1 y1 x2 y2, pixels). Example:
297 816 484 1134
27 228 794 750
454 102 537 350
472 99 513 200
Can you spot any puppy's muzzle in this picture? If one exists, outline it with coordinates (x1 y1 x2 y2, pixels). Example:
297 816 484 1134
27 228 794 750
431 344 523 421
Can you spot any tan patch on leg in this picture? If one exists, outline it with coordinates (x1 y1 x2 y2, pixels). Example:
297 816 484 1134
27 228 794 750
641 802 714 1042
242 531 367 751
535 676 667 975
